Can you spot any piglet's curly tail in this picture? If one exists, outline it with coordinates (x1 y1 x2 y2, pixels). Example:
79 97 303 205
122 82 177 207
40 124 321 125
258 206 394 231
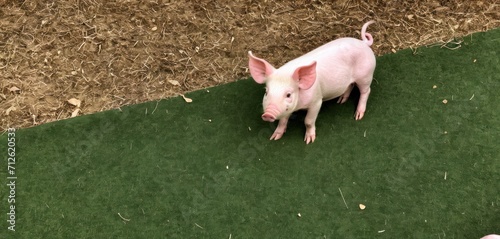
361 20 375 47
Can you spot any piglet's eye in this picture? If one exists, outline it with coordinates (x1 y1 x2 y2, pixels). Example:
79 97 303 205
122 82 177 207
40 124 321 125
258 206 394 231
286 93 291 98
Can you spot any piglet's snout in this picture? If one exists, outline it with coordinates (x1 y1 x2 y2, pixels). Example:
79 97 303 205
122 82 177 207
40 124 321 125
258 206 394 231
261 104 280 122
261 113 276 122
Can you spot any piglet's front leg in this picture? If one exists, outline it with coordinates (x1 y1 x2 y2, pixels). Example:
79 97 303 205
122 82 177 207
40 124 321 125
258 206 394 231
270 117 289 140
304 101 322 144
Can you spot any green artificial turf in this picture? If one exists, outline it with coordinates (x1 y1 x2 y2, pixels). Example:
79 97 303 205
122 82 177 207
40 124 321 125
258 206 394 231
1 29 499 239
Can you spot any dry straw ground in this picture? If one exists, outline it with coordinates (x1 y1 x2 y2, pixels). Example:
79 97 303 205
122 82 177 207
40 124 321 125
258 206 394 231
1 0 499 130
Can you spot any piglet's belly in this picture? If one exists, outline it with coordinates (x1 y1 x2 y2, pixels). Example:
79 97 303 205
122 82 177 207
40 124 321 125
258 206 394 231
322 85 350 101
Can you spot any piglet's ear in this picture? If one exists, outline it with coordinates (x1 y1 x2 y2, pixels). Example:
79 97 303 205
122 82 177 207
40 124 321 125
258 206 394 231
248 51 275 84
292 61 317 90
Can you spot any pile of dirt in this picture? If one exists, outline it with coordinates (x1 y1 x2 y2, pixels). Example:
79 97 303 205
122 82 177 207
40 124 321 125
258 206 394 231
1 0 498 130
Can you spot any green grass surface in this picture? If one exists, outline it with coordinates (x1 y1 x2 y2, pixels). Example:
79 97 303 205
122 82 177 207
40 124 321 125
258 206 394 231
1 29 499 238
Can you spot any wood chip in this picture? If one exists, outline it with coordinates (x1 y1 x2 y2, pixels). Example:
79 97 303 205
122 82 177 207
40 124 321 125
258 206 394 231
168 80 180 86
442 99 448 104
432 85 437 89
9 86 20 93
434 6 450 12
6 106 16 115
339 188 348 209
71 108 80 118
359 204 366 210
194 223 204 229
118 213 130 222
180 94 193 103
67 98 81 107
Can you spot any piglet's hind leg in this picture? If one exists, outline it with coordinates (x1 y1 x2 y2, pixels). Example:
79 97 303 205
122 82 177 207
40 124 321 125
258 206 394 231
355 86 371 120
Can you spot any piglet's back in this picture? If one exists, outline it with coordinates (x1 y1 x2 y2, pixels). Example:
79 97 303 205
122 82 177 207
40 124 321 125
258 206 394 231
278 37 374 75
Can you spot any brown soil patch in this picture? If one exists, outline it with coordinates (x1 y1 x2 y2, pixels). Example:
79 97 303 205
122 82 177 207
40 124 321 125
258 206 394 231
1 0 499 131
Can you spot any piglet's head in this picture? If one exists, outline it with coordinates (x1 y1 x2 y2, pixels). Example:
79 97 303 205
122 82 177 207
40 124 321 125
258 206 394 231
248 51 317 122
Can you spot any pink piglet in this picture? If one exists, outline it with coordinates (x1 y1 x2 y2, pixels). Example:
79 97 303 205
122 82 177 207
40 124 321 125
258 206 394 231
249 21 377 144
